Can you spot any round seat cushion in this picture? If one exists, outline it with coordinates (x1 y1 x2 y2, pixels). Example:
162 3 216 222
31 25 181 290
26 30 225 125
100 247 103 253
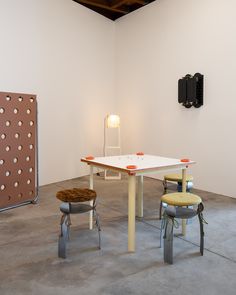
161 192 202 206
164 174 193 182
56 188 96 203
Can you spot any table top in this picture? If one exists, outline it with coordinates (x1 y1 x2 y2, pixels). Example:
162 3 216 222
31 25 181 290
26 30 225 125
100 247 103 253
81 154 195 175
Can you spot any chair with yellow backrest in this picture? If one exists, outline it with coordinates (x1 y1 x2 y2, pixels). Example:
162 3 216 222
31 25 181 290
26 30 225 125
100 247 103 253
160 192 205 264
56 188 101 258
159 173 194 219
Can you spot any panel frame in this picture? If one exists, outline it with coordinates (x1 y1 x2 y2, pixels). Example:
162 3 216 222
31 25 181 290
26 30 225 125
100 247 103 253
0 91 39 211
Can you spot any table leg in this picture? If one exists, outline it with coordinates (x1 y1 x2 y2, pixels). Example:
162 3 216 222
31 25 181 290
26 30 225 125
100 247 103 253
128 175 136 252
137 175 143 218
182 168 187 235
89 165 94 230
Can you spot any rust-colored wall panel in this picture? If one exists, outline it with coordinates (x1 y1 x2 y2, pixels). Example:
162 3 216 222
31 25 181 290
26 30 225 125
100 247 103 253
0 92 38 210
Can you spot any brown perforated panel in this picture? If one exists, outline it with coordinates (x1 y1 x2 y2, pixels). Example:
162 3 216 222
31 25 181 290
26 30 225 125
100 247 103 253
0 92 37 209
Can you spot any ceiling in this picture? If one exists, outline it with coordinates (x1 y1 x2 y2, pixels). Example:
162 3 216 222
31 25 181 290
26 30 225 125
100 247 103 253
73 0 155 21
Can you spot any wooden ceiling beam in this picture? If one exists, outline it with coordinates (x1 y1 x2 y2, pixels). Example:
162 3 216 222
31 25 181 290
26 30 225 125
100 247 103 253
76 0 129 14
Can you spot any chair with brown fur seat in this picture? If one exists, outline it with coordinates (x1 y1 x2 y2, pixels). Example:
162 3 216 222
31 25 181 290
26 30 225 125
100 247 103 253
56 188 101 258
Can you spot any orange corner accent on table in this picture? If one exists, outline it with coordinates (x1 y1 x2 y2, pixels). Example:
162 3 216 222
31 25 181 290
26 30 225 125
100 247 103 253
180 158 190 163
85 156 95 160
126 165 137 169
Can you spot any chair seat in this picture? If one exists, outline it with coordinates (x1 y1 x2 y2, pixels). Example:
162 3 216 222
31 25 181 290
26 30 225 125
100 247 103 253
164 174 193 182
57 187 101 258
56 188 96 203
161 192 202 206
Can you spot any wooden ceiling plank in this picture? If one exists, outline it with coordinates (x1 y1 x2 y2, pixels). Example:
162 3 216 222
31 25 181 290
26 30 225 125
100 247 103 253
112 0 129 9
112 0 146 8
77 0 129 14
135 0 146 5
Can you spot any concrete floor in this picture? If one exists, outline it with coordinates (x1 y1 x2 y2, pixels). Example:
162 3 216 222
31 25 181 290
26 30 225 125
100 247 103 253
0 175 236 295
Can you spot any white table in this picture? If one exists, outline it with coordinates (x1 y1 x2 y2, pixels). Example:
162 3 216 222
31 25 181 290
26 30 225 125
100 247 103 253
81 154 195 252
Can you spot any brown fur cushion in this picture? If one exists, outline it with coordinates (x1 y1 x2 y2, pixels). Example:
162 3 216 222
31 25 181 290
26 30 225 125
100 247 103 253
56 188 96 203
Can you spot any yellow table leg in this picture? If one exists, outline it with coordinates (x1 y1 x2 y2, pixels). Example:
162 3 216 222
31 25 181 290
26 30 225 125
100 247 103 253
128 175 136 252
137 175 143 218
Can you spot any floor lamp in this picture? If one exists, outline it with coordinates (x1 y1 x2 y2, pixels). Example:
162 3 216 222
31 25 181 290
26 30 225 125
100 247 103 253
104 114 121 180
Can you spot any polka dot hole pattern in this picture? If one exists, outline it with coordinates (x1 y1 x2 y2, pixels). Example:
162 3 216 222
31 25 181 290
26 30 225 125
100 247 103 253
0 92 36 207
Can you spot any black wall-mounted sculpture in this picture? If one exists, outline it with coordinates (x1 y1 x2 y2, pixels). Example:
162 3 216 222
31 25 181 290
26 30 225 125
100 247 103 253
178 73 204 108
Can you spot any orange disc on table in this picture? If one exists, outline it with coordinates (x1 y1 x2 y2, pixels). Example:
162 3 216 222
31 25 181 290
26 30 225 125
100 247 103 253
136 152 144 156
126 165 137 169
180 158 190 162
85 156 95 160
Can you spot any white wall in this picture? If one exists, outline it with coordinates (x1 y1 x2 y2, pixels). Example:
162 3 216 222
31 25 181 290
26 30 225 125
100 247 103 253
1 0 235 198
0 0 115 185
115 0 236 198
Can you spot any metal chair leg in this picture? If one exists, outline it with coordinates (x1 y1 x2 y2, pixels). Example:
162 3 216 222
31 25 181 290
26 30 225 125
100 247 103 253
58 213 69 258
164 217 174 264
159 217 165 248
160 180 168 220
94 209 101 249
198 213 204 256
163 179 167 194
159 201 163 220
67 214 71 240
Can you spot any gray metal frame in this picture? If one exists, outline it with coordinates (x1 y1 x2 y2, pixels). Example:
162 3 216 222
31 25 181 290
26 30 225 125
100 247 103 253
160 205 205 264
58 201 101 259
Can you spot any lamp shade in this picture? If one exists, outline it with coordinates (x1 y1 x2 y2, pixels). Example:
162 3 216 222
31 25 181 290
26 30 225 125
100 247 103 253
106 114 120 128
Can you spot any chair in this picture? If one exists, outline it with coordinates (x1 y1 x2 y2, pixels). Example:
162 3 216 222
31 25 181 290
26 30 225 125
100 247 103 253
56 188 101 258
160 192 205 264
159 173 193 219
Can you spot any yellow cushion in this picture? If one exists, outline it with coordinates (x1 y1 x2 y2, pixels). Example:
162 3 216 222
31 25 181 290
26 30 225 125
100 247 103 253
161 192 202 206
164 174 193 182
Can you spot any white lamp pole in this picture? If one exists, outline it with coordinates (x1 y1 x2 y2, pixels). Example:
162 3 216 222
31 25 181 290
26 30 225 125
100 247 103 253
104 114 121 180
